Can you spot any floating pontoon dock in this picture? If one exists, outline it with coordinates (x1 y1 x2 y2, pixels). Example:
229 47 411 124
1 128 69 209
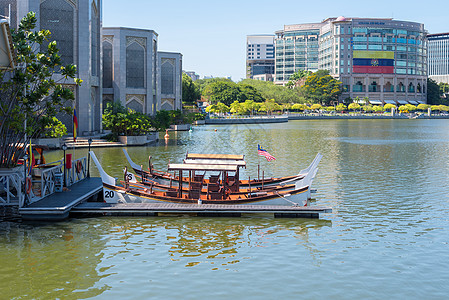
71 202 332 218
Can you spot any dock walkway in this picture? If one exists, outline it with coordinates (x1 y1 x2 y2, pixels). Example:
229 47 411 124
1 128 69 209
71 202 332 218
19 177 103 221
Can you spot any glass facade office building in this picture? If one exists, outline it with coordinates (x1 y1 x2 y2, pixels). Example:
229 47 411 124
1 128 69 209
275 23 321 83
428 33 449 84
274 17 428 104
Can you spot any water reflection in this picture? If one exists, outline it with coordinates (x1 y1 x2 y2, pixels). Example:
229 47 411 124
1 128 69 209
99 217 331 270
0 220 109 299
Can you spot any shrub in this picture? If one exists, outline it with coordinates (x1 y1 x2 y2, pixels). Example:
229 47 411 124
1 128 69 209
42 117 67 138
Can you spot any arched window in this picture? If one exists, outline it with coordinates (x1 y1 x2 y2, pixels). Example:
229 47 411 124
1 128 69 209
408 82 415 93
126 98 143 113
126 42 145 88
40 0 74 67
397 82 405 92
103 41 113 88
353 81 364 92
161 59 175 95
369 81 379 92
91 1 99 76
384 81 394 92
417 83 421 93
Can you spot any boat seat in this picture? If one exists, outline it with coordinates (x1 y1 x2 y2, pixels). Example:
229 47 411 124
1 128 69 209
209 175 220 183
190 182 202 190
207 183 221 192
209 191 223 200
189 189 201 199
165 189 178 197
193 175 204 182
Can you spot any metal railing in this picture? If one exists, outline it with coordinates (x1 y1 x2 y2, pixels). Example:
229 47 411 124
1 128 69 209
65 157 88 186
0 170 24 206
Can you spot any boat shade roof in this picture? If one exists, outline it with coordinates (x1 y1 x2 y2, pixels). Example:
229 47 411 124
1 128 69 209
397 100 408 104
184 159 246 167
408 101 418 105
168 163 238 172
186 153 244 160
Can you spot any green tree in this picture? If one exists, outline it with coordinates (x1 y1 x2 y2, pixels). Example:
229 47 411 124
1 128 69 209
348 103 361 111
41 117 67 138
206 102 230 115
300 70 343 105
439 82 449 94
286 70 311 88
203 81 241 106
237 83 264 102
310 103 322 111
427 78 442 104
383 103 397 111
335 103 347 112
238 79 305 104
362 105 373 113
398 105 409 113
230 101 245 114
291 103 308 111
417 103 431 111
182 73 200 104
372 105 385 113
0 12 81 168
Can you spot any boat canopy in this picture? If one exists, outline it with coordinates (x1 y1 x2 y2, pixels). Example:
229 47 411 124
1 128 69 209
168 163 238 172
183 159 246 167
186 153 244 161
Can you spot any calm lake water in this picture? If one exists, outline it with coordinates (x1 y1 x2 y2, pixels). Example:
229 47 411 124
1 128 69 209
2 119 449 299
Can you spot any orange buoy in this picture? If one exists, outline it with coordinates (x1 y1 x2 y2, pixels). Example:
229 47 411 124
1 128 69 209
164 129 169 139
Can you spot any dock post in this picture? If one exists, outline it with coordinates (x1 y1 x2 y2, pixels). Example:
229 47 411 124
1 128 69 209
87 138 92 177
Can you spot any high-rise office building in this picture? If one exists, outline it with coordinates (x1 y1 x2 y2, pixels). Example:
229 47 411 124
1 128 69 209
428 32 449 84
246 35 275 80
274 24 321 83
273 17 427 104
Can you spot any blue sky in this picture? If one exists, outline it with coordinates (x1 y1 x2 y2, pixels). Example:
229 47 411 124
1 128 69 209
103 0 448 81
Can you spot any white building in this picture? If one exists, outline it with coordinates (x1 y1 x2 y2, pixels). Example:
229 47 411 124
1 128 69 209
246 34 275 80
428 32 449 84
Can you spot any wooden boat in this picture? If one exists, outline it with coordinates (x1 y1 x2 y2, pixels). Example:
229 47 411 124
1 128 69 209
122 149 322 188
91 151 317 206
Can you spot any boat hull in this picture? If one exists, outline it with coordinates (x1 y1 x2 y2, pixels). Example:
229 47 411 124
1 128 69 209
102 183 310 206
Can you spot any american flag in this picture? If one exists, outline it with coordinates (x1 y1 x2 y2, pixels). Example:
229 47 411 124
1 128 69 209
258 144 276 161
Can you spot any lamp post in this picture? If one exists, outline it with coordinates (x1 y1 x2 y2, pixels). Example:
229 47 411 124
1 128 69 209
87 138 92 178
62 143 67 187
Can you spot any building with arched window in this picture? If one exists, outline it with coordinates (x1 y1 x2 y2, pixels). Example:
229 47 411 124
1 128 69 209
273 17 428 105
102 27 158 115
1 0 103 135
157 51 182 111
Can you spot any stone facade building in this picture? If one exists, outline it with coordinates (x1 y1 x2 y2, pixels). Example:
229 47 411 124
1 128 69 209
157 51 182 111
102 27 158 114
0 0 103 135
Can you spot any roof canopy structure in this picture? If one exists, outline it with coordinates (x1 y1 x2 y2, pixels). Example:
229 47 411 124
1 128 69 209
168 163 238 172
186 153 244 161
